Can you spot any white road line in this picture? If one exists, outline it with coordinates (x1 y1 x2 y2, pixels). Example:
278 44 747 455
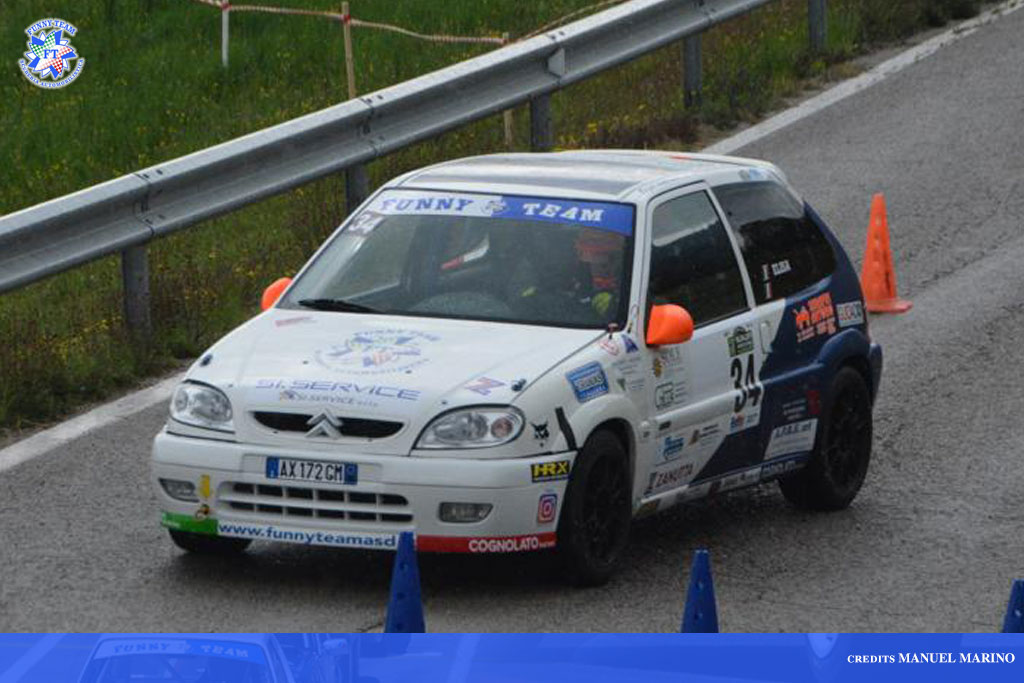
0 634 63 683
0 372 184 474
0 0 1019 476
705 0 1023 155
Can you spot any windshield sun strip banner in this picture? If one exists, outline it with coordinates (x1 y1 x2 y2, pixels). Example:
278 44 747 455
356 190 635 236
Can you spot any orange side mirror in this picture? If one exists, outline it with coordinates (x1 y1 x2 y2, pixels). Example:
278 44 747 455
646 304 694 346
261 277 293 311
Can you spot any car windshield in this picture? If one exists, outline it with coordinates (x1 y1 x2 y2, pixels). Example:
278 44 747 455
281 190 636 329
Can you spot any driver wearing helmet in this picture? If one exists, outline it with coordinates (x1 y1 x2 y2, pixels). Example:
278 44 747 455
574 227 625 317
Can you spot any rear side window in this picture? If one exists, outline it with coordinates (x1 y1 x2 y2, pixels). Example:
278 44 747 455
714 181 836 304
648 191 748 327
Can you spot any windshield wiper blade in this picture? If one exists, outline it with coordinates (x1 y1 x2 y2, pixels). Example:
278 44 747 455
297 298 380 313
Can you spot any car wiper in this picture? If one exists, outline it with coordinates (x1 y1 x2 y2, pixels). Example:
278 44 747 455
297 298 380 313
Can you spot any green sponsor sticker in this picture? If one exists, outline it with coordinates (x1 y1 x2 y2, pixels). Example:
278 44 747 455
161 511 218 535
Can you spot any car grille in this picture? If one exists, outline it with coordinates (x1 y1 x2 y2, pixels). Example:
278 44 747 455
220 482 413 524
252 411 403 439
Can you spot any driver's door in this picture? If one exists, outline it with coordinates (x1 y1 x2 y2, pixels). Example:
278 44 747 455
638 185 761 500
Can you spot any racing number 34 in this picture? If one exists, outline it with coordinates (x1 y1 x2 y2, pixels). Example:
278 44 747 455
731 354 762 412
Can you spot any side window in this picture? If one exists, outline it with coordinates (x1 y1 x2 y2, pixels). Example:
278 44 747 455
648 191 748 327
714 181 837 304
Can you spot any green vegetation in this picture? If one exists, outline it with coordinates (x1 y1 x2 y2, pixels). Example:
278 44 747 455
0 0 989 431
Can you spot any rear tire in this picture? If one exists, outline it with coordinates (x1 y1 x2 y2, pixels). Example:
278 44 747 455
169 529 252 555
557 429 632 586
778 367 872 510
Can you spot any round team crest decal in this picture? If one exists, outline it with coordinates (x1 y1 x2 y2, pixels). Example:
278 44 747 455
19 18 85 89
315 329 440 376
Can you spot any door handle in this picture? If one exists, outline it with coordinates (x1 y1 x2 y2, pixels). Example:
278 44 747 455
759 320 773 354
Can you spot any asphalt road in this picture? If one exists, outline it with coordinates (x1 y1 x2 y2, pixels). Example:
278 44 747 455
2 5 1024 640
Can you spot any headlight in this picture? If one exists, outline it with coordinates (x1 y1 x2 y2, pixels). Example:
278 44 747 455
416 407 524 449
171 382 234 432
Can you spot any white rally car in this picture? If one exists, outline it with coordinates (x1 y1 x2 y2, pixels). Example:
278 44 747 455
153 150 882 584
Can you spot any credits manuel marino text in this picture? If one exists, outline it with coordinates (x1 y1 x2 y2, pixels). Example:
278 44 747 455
848 652 1016 664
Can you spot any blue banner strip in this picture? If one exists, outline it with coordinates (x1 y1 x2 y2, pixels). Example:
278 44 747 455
3 633 1024 683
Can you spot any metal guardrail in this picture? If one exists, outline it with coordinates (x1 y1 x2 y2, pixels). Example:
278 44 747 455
0 0 829 335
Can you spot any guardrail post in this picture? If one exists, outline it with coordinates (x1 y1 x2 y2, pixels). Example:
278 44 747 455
530 94 553 152
683 33 702 108
808 0 827 54
345 165 369 215
121 244 152 339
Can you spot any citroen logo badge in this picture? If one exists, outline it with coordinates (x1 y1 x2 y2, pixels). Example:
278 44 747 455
305 409 345 439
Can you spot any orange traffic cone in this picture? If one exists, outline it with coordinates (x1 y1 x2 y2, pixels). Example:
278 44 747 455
860 193 912 314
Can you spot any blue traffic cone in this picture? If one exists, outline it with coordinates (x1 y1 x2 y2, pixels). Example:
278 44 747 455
1001 579 1024 633
385 532 425 633
681 548 719 633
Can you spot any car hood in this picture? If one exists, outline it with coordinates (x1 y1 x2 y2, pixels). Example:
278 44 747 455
189 309 602 454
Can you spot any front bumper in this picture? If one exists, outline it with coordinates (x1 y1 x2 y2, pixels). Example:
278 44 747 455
151 430 574 553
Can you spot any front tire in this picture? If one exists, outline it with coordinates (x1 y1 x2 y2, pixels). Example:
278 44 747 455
778 367 872 510
169 529 252 555
557 429 632 586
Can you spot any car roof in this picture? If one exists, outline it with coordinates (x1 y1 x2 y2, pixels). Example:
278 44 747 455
390 149 783 201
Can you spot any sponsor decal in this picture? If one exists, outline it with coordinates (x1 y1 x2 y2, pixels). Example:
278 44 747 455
652 357 664 378
794 292 837 343
598 337 621 356
770 259 792 276
622 334 639 353
659 433 687 463
347 211 385 235
198 474 211 500
611 353 645 393
655 382 675 410
537 493 558 524
689 423 720 445
645 462 695 495
161 511 218 536
729 410 761 434
364 191 634 235
194 504 211 520
531 421 550 441
274 316 314 327
465 377 505 395
256 378 421 404
837 301 865 327
566 362 609 403
727 326 755 357
760 454 807 480
531 459 570 482
720 466 762 492
315 329 440 375
782 398 809 423
94 640 264 663
218 522 397 548
417 533 557 553
19 18 84 89
765 418 818 459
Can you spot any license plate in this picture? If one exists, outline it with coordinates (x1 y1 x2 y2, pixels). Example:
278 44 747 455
265 456 358 485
